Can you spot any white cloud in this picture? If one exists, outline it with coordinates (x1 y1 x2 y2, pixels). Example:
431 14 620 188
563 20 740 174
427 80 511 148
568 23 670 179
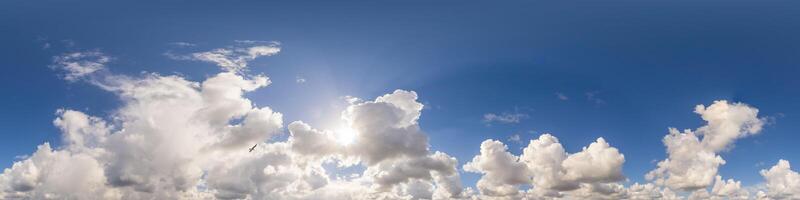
625 183 680 200
52 109 111 152
556 92 569 101
483 112 528 124
759 160 800 199
520 134 576 192
170 42 197 47
1 48 468 199
647 100 765 191
562 138 625 183
166 41 281 72
338 89 466 198
585 91 605 104
6 43 800 200
0 143 117 199
508 134 521 144
296 76 306 84
647 128 726 190
694 101 764 151
287 121 344 160
463 139 531 197
51 51 110 81
2 47 282 198
706 176 750 200
464 133 626 199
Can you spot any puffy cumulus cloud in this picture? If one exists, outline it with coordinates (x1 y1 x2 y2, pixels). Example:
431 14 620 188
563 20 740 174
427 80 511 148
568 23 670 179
87 72 283 197
647 128 725 190
463 140 530 197
625 183 680 200
688 187 750 200
203 143 330 199
1 46 466 199
559 183 628 200
524 135 626 193
0 143 116 199
342 90 429 165
694 101 764 152
759 160 800 199
638 100 800 200
366 152 464 199
573 176 749 200
680 175 750 200
214 107 283 150
1 46 277 198
9 44 800 200
464 133 626 199
520 134 575 192
368 152 455 189
205 88 467 200
337 89 465 199
647 100 765 191
51 50 111 81
633 100 800 200
52 109 112 151
706 176 750 200
287 121 344 160
562 138 625 183
369 90 425 129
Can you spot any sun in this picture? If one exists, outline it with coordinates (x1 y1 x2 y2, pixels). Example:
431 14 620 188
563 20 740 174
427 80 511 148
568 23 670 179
335 126 357 146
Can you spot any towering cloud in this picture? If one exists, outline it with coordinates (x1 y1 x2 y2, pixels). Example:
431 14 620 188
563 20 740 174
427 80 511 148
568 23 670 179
646 101 765 193
340 89 465 199
1 43 467 199
3 42 800 200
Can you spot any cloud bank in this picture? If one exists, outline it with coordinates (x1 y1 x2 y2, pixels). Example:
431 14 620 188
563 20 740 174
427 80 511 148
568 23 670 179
1 43 798 200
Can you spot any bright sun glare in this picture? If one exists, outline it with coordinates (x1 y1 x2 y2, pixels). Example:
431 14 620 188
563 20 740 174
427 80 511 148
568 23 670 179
335 126 357 146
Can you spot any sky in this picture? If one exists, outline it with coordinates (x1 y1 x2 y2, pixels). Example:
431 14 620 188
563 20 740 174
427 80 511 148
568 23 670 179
1 0 799 199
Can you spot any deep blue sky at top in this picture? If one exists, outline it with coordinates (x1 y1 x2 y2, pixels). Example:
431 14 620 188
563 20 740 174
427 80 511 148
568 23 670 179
1 0 799 187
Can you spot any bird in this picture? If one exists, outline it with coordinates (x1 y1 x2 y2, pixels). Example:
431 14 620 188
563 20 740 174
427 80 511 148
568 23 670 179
249 144 257 152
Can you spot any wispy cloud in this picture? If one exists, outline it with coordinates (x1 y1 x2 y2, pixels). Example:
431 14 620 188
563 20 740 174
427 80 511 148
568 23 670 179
234 40 276 45
585 91 605 104
61 39 75 48
7 42 797 200
483 112 528 124
50 50 110 81
169 42 197 47
165 41 281 72
35 36 52 49
556 92 569 101
508 134 522 144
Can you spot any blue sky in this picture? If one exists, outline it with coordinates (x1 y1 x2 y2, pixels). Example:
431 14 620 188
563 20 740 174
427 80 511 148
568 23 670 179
1 0 800 199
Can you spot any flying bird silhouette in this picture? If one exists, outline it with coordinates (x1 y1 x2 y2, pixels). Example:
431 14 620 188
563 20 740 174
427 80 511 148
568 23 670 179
249 144 257 152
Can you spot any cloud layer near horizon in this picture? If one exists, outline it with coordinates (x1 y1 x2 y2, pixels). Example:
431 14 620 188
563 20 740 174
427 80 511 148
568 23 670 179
1 43 798 200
